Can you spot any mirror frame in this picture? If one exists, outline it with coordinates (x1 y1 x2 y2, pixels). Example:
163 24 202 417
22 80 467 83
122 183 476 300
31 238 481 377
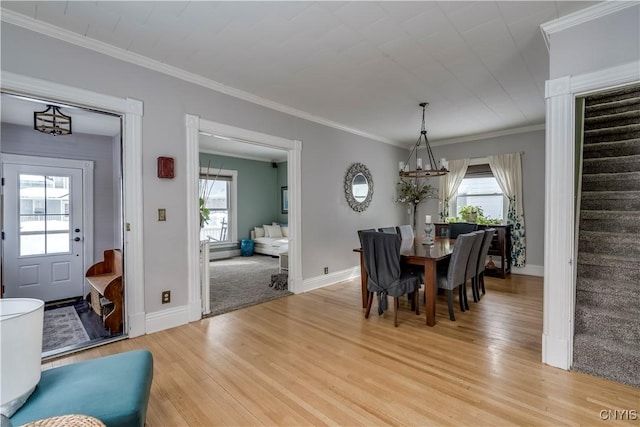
344 163 374 212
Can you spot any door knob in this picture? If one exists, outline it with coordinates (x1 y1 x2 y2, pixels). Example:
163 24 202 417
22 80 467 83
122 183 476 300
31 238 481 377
74 237 81 242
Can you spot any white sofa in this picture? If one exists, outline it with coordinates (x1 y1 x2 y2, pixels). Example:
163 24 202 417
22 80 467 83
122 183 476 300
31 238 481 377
250 224 289 256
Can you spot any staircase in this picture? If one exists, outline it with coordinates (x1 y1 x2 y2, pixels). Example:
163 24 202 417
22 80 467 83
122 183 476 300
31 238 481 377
573 84 640 388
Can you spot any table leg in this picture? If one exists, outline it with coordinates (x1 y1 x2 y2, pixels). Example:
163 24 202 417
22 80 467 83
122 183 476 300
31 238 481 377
359 252 368 309
424 260 437 326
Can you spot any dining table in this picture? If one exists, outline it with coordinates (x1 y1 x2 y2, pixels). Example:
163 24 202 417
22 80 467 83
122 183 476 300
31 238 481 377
353 237 454 327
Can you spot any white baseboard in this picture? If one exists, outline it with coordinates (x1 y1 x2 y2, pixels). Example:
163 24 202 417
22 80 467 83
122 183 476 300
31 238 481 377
209 249 241 260
542 333 571 370
301 266 360 293
145 305 190 334
512 264 544 277
127 312 146 338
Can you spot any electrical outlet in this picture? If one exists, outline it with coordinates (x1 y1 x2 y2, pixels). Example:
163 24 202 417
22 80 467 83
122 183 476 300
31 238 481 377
324 267 328 275
162 290 171 304
158 208 166 221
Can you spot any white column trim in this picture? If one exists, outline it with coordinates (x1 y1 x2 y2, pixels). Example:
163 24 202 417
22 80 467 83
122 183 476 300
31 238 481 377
1 71 146 337
542 60 639 370
185 114 202 322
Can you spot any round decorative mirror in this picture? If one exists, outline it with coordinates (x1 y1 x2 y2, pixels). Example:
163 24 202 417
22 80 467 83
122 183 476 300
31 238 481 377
344 163 373 212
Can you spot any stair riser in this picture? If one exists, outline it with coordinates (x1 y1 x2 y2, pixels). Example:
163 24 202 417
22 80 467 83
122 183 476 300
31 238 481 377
583 158 640 174
577 263 640 282
580 198 640 210
585 115 640 131
573 336 640 388
580 219 640 234
581 178 640 192
584 129 640 144
585 88 640 105
583 140 640 158
586 101 640 118
575 291 640 319
578 239 640 257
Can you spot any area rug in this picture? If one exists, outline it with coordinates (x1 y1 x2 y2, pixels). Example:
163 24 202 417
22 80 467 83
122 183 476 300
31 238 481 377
42 306 90 352
207 255 292 317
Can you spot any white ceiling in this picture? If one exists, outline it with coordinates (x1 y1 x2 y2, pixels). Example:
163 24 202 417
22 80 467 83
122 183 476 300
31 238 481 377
1 1 600 147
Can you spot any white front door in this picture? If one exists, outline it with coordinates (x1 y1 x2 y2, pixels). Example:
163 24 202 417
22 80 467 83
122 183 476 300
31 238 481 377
2 160 85 301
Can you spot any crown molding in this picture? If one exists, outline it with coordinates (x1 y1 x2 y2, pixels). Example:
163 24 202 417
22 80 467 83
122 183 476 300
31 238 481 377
540 1 638 50
0 8 398 147
430 123 545 147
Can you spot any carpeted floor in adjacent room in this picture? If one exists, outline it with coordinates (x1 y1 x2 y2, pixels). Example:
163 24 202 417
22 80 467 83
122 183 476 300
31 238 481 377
208 254 292 317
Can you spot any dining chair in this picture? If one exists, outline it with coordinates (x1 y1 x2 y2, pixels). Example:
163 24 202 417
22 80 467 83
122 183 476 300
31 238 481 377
361 231 422 327
395 225 414 240
449 222 478 239
357 228 376 247
475 228 496 298
463 231 486 308
378 227 398 234
436 232 475 321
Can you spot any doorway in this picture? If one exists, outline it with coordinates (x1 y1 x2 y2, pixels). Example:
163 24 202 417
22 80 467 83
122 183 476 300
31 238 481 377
185 114 302 320
1 92 125 357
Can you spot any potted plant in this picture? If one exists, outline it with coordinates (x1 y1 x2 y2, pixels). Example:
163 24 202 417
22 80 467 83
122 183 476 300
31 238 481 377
395 179 437 230
459 205 482 222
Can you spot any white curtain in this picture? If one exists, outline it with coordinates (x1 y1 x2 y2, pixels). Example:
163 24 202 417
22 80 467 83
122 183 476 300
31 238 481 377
439 158 469 220
488 152 526 267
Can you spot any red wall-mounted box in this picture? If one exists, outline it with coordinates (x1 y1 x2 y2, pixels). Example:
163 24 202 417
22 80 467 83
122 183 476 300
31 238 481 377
157 157 174 179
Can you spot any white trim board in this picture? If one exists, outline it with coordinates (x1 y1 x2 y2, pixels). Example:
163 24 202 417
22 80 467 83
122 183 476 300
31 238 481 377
1 71 146 338
145 305 190 335
1 8 395 147
540 1 638 50
512 265 544 278
186 114 303 322
543 60 640 371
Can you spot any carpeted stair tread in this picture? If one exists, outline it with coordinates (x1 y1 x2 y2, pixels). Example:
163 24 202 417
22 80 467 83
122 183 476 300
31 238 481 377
579 211 640 233
572 334 640 388
582 154 640 174
575 304 640 345
578 231 640 256
582 138 640 158
581 171 640 191
580 191 640 211
577 252 640 270
577 263 640 283
584 110 640 131
585 85 640 105
585 96 640 117
576 277 638 296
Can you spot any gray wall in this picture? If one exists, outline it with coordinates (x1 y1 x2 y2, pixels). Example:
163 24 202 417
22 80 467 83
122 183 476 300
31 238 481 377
424 129 546 267
549 5 640 79
1 123 120 264
199 153 280 240
1 23 407 313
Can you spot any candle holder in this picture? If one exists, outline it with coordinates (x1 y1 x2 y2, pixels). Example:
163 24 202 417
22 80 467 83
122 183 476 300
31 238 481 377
423 222 434 245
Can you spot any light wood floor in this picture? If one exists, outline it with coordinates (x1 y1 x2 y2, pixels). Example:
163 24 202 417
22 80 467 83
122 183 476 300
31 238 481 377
45 275 639 426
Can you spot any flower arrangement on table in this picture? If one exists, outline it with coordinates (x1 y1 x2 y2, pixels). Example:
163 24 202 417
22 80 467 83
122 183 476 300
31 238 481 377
395 179 437 229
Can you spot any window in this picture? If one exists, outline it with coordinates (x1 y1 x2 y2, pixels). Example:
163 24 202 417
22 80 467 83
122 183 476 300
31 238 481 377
453 164 506 221
199 168 237 244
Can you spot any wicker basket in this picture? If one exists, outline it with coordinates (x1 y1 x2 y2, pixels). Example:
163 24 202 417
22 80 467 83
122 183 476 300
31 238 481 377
23 414 105 427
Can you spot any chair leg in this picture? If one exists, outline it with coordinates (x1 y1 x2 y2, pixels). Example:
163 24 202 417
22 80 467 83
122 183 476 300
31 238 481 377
472 277 479 303
394 297 399 327
447 290 456 321
459 284 468 311
481 273 486 295
414 289 420 315
365 291 374 318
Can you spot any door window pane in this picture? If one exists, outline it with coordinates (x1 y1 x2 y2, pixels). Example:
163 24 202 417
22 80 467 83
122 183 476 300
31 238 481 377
19 173 71 256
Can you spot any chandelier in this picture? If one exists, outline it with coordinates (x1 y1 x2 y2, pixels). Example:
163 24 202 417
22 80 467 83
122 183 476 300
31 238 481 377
399 103 448 178
34 105 72 136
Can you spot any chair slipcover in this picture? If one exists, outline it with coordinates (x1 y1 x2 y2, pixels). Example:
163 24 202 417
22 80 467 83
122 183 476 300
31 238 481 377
436 232 476 321
378 227 398 234
361 231 421 316
449 222 478 239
